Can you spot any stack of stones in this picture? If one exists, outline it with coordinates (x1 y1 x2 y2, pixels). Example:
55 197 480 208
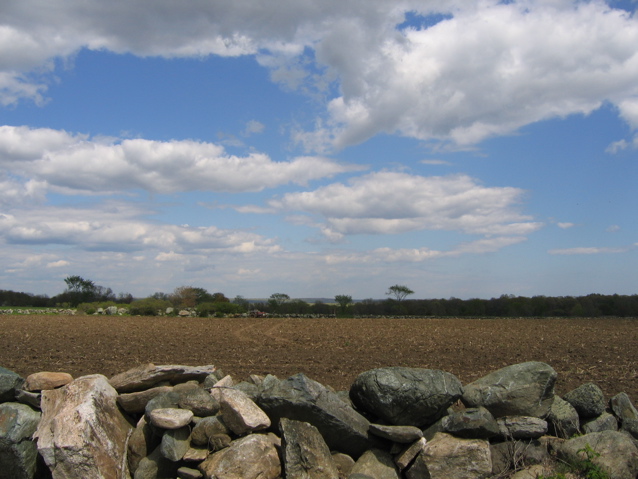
1 361 638 479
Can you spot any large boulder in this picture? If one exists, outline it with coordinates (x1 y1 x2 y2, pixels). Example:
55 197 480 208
219 388 270 435
258 373 380 458
0 402 41 479
349 367 463 428
407 432 492 479
555 430 638 479
462 362 556 418
197 433 281 479
563 382 606 419
279 417 339 479
0 367 24 403
547 395 580 438
34 374 133 479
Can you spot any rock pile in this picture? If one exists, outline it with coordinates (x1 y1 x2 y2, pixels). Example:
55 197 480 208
1 361 637 479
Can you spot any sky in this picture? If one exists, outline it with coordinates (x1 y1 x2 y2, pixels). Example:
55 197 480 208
1 0 637 300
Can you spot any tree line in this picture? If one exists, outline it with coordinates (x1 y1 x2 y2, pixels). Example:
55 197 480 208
1 278 636 317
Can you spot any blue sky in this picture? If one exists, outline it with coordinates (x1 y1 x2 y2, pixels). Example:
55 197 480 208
1 0 637 300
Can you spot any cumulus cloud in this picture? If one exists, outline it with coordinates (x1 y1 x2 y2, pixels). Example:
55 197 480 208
0 126 355 194
0 202 280 255
2 1 638 150
557 222 575 229
268 171 541 238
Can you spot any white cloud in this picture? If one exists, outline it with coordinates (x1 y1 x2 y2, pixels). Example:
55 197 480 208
548 246 629 255
242 120 265 136
557 222 575 229
268 171 541 237
606 224 621 232
2 1 638 150
0 202 280 255
0 126 356 194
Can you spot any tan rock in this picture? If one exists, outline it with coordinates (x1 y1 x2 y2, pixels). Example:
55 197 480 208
25 372 73 392
198 434 280 479
219 388 270 435
34 374 132 479
148 408 194 429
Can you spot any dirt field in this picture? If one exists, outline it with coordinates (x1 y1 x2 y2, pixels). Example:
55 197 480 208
0 315 636 401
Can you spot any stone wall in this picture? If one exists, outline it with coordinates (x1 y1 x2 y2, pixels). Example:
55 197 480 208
1 361 637 479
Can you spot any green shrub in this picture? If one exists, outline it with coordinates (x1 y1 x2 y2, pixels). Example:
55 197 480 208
77 301 119 315
196 301 243 317
129 298 172 316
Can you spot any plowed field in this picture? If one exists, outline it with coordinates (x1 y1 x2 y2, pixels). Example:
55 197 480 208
1 315 636 401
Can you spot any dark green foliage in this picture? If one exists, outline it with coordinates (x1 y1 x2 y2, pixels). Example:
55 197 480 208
128 298 172 316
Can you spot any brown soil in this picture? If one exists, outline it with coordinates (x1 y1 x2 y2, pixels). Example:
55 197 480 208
0 315 636 400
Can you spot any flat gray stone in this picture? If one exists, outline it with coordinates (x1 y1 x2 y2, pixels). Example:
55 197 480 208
109 363 217 393
497 416 548 439
369 424 423 443
118 385 174 414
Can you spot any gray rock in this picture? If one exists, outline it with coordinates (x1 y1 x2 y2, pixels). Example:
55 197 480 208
191 415 230 448
497 416 548 439
611 392 638 422
109 363 217 393
622 418 638 439
349 449 400 479
160 425 191 461
555 430 638 479
350 367 463 428
14 389 41 409
441 407 500 439
134 444 179 479
198 433 281 479
0 367 24 403
369 424 423 443
219 388 270 435
332 452 355 479
232 381 260 401
145 390 180 419
582 412 618 434
174 382 219 417
462 361 556 419
490 439 548 476
279 417 340 479
149 408 194 429
128 416 160 476
177 466 203 479
563 382 606 419
118 385 174 414
394 437 428 471
547 395 580 438
258 373 379 458
409 432 491 479
0 402 41 479
34 374 132 479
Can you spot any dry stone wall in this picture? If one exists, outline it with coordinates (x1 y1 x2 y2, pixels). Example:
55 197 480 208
1 362 638 479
